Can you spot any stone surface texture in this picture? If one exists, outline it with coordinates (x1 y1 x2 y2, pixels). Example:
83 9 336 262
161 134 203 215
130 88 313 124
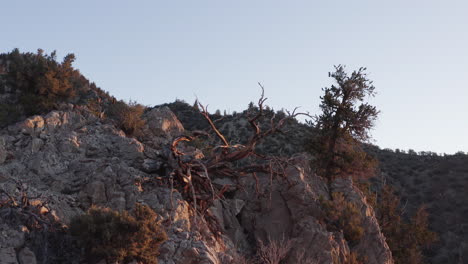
0 105 393 264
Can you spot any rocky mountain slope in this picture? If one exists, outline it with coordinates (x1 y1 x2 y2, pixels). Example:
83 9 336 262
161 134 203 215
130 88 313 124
0 99 394 263
167 99 467 264
2 49 462 264
0 50 399 263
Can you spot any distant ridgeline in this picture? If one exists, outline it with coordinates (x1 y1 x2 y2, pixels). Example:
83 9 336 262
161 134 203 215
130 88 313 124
366 145 468 263
0 49 112 127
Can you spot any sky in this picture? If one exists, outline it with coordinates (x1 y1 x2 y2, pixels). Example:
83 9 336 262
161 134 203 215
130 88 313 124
2 1 467 154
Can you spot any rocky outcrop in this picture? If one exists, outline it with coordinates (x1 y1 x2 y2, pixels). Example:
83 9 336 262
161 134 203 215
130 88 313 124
140 106 185 150
0 107 154 263
206 154 393 264
0 247 18 264
144 106 184 138
0 105 225 263
332 178 393 264
0 105 393 264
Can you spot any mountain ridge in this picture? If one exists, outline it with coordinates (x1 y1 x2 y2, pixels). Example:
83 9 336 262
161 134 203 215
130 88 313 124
1 49 461 263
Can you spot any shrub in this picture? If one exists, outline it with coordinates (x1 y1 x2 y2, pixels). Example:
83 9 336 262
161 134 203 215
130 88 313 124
0 103 21 127
346 251 366 264
372 185 437 264
5 49 80 115
86 98 104 118
107 100 146 136
321 192 364 246
70 204 167 264
0 49 97 126
255 235 293 264
231 253 252 264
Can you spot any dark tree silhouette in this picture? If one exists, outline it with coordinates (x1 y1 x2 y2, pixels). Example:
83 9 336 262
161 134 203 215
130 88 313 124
310 65 379 182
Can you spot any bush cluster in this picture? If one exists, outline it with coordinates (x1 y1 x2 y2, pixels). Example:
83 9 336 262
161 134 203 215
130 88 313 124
107 100 146 136
70 204 167 264
0 48 100 126
0 103 21 127
356 182 437 264
3 49 87 114
320 192 364 246
374 186 437 264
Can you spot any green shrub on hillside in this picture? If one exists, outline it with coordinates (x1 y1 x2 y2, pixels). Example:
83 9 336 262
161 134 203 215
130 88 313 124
321 192 364 246
4 49 84 114
0 103 21 127
70 204 167 264
107 100 146 136
366 185 437 264
0 48 99 127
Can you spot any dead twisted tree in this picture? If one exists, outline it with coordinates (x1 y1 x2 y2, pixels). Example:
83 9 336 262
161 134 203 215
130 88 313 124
168 84 310 216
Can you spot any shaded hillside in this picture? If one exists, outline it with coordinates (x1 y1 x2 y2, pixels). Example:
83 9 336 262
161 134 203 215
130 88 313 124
367 147 468 264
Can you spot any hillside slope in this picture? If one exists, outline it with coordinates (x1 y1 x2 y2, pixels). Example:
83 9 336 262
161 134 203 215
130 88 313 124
0 104 393 263
168 101 461 264
0 50 402 264
0 50 394 264
367 147 468 264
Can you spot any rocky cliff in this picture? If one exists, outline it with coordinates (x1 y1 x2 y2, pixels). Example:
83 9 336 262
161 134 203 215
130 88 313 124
0 101 393 264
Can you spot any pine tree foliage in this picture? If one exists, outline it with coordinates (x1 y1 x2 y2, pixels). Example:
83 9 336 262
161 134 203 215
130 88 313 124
309 65 379 181
0 49 102 126
320 192 364 246
5 49 82 114
70 204 167 264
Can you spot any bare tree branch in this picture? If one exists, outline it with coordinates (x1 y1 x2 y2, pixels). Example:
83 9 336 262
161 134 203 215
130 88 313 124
198 102 230 148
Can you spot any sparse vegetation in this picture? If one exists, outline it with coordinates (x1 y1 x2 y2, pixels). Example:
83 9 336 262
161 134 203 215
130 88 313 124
4 49 80 114
357 181 437 264
107 100 146 136
70 204 167 264
255 235 293 264
320 192 364 246
0 49 453 263
0 103 21 127
0 49 110 127
364 145 467 263
374 185 437 264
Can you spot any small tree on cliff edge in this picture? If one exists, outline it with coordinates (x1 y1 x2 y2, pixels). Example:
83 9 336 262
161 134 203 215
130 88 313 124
309 65 379 182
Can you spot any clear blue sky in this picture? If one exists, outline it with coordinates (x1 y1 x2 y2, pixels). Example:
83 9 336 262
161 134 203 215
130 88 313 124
2 1 467 154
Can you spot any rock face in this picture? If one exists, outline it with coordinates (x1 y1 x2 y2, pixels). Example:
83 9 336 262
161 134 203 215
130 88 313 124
18 248 37 264
0 105 393 263
0 247 18 264
232 154 352 263
144 106 184 138
332 179 394 264
206 154 393 264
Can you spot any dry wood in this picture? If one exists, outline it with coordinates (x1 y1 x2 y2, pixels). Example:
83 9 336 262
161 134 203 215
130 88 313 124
168 86 310 218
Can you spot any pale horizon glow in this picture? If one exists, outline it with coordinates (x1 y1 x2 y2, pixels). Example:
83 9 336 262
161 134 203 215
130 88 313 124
2 1 467 154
